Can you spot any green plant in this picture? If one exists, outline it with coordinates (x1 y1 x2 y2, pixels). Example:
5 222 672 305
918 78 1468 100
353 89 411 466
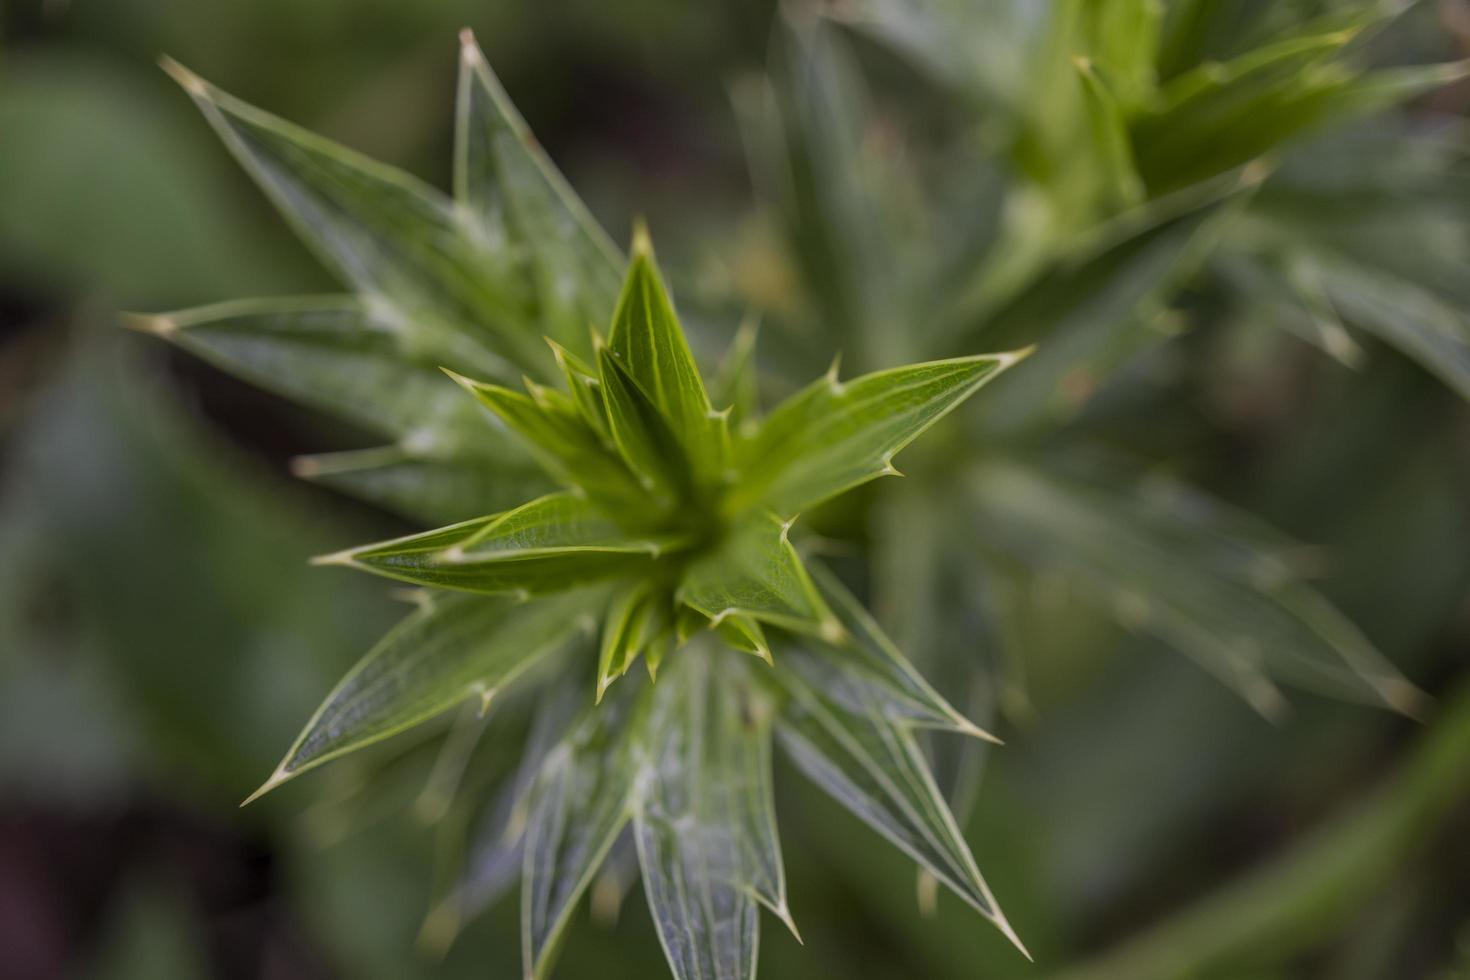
723 4 1448 743
129 33 1031 979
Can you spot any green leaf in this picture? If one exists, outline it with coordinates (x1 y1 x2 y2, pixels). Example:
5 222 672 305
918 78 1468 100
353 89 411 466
455 31 623 358
522 684 644 979
160 60 546 380
715 613 773 666
245 591 597 801
799 563 998 740
547 338 614 441
772 657 1026 955
633 650 796 980
598 346 691 506
964 183 1245 433
735 354 1024 516
678 511 833 636
315 492 691 595
1309 251 1470 401
127 297 505 454
1079 0 1161 107
968 460 1424 715
1134 6 1467 195
1075 58 1144 212
710 317 761 430
606 229 725 481
445 369 648 509
596 582 673 702
292 444 553 525
434 685 584 942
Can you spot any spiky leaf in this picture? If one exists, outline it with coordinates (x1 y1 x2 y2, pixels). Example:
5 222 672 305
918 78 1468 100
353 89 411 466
130 297 505 453
606 233 725 482
248 590 597 799
772 658 1025 954
736 354 1023 516
522 685 644 979
446 370 649 509
293 444 552 525
969 460 1422 715
634 650 795 980
455 31 623 355
316 492 691 595
598 346 691 506
678 511 831 636
800 562 998 740
161 60 544 379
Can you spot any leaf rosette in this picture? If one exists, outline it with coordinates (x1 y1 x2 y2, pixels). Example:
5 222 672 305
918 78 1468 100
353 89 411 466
133 31 1031 979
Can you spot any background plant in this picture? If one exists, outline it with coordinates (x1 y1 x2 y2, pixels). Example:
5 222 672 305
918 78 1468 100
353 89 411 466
2 1 1469 979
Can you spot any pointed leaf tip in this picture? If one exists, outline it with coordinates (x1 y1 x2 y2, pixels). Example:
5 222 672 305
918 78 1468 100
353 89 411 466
119 313 176 337
239 766 291 807
158 55 208 96
999 345 1036 368
630 218 653 258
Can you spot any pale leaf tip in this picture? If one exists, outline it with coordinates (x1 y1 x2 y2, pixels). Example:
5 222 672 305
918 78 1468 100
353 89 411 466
1383 678 1432 721
824 352 843 389
438 365 478 389
959 716 1004 745
590 870 625 927
458 27 481 61
817 618 845 645
288 455 322 479
158 55 208 97
916 869 939 918
630 217 654 258
120 312 177 337
998 345 1036 369
774 902 803 944
309 548 357 568
1240 158 1275 188
240 765 292 807
995 912 1033 962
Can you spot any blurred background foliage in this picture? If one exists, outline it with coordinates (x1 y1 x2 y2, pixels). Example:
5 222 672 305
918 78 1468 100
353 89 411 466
2 1 1469 978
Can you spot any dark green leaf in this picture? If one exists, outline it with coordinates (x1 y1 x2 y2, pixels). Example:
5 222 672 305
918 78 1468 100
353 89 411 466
598 346 692 506
606 230 725 482
445 369 648 509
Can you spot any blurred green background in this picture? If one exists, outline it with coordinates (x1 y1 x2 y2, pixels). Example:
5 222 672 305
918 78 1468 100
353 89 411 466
2 1 1469 978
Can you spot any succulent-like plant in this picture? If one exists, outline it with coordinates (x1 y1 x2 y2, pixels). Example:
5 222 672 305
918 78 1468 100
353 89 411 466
129 32 1031 979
